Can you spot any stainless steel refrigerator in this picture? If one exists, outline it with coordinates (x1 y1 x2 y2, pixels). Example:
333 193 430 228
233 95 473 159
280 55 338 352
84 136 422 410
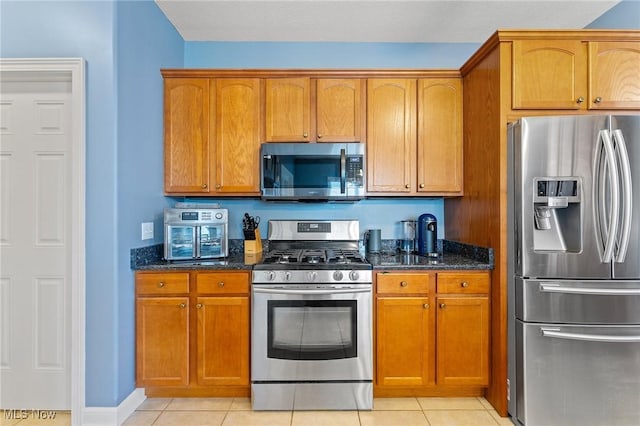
507 115 640 426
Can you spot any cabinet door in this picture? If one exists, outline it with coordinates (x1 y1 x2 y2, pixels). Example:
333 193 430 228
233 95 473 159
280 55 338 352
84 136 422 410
164 78 211 193
366 79 416 193
417 78 463 194
512 40 587 110
376 297 435 387
136 297 189 387
316 79 365 142
211 79 263 194
436 296 489 386
588 41 640 110
196 296 249 386
265 78 311 142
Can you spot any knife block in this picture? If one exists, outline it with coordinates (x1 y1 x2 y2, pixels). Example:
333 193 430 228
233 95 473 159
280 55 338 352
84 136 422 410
244 228 262 255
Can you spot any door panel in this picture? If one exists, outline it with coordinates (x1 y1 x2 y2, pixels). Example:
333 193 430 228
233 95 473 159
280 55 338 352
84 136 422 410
612 116 640 278
515 116 611 279
0 81 72 408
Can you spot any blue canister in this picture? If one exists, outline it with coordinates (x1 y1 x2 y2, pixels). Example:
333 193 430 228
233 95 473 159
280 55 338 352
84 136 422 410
418 214 438 257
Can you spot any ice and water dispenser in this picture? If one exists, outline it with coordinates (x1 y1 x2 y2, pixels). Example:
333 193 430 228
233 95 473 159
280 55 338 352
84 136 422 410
532 178 581 252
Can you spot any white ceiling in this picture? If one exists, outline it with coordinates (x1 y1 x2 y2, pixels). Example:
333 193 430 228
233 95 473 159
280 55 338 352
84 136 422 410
155 0 620 43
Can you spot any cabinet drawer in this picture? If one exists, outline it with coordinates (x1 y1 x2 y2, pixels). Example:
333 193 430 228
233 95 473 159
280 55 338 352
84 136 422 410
377 273 434 295
136 272 190 295
196 272 249 294
437 272 489 294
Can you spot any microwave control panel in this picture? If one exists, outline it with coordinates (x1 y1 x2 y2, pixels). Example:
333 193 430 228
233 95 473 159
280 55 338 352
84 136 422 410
346 156 364 184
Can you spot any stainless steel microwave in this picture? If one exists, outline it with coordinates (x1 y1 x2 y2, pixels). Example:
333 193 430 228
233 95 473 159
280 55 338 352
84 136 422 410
164 208 228 260
260 143 365 201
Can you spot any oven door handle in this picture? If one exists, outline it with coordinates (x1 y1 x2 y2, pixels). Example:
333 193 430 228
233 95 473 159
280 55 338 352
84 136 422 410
253 287 371 296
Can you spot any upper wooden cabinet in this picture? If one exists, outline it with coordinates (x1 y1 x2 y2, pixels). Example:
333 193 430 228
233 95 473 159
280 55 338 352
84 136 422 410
367 79 416 193
512 39 640 110
367 78 463 195
265 78 311 142
316 79 365 142
164 77 262 196
265 77 365 142
164 78 211 193
211 79 263 194
417 79 463 194
589 41 640 110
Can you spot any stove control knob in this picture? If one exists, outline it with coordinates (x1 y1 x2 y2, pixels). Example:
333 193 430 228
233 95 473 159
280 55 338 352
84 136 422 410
333 271 344 281
267 271 276 281
307 271 317 282
284 271 292 281
349 271 360 281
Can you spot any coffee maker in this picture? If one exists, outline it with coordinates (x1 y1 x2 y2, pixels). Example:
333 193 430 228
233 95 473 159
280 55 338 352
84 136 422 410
417 214 438 257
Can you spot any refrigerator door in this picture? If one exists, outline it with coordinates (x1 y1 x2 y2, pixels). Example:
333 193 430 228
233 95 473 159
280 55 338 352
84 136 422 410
516 321 640 426
611 115 640 278
514 116 612 279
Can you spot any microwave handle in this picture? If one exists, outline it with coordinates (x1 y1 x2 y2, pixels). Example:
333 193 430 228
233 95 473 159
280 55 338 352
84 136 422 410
340 148 346 194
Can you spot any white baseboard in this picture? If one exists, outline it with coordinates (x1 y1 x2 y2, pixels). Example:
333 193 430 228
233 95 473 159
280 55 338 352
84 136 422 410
81 388 146 426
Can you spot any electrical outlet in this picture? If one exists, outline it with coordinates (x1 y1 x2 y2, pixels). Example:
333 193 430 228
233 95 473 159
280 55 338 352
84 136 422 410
141 222 154 240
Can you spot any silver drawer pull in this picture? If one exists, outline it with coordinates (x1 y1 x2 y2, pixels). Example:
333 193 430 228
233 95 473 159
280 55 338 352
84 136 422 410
541 327 640 343
540 283 640 296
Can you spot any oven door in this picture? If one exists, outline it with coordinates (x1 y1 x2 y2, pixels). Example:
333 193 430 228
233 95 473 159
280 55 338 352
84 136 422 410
198 224 227 258
251 284 372 381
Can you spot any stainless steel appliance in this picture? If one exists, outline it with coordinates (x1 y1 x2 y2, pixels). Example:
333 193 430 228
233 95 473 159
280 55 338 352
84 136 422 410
260 143 365 201
507 115 640 426
163 207 228 260
251 219 373 410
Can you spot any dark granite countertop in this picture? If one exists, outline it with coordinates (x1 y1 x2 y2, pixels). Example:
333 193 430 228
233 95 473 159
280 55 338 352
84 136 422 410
131 240 493 272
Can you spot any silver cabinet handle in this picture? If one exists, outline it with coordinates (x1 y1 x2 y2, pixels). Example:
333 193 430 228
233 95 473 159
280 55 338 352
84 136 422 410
218 281 225 288
541 327 640 343
196 303 203 309
158 282 165 288
576 96 585 104
594 97 603 104
400 281 408 287
460 282 469 288
179 303 186 308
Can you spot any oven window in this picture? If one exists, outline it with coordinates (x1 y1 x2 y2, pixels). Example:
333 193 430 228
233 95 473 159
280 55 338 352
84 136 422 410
267 300 357 360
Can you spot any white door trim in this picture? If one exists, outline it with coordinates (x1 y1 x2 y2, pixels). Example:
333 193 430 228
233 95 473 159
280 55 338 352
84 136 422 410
0 57 86 424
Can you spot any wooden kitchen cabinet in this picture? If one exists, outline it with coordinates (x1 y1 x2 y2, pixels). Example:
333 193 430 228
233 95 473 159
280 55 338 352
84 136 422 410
316 79 365 142
512 39 640 110
375 270 490 395
366 79 417 193
211 78 262 194
588 41 640 110
366 78 463 195
136 271 191 387
265 77 365 142
436 271 490 386
417 78 463 194
136 270 250 396
163 78 210 193
376 272 436 387
196 295 249 386
163 76 262 196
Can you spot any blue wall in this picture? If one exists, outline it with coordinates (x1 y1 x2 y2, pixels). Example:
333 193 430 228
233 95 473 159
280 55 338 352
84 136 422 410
116 0 182 404
0 0 182 407
587 0 640 29
1 0 637 410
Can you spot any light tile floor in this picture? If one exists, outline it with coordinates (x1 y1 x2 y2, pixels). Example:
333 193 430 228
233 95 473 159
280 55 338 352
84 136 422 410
1 397 515 425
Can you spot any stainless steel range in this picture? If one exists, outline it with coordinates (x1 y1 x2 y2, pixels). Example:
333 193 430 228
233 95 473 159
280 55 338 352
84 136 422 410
251 220 373 410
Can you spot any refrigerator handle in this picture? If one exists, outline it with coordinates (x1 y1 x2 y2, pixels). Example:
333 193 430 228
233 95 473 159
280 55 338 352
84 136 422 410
597 130 620 263
541 327 640 343
612 129 633 263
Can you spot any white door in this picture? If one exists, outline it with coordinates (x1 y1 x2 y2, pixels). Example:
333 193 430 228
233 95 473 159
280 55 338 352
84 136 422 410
0 74 72 409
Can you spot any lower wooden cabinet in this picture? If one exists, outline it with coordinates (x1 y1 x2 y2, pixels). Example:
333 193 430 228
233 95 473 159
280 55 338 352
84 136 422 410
375 270 490 395
136 296 190 387
196 296 249 386
135 270 250 396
